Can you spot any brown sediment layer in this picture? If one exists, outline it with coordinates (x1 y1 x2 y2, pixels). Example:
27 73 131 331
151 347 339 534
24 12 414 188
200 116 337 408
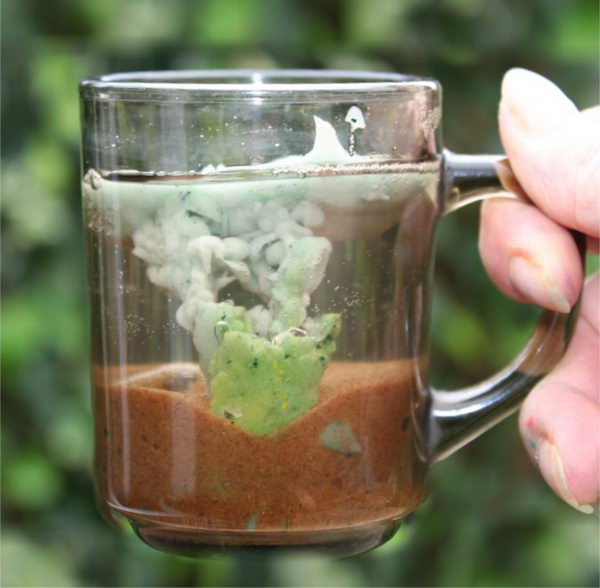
94 360 426 533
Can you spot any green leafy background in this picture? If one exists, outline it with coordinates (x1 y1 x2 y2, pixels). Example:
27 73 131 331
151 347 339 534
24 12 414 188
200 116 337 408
2 1 598 586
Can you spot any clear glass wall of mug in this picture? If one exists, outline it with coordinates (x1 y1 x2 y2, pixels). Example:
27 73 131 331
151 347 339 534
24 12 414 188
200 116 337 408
80 71 580 557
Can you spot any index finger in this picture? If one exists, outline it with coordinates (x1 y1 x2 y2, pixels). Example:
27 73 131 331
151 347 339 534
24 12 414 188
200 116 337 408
499 69 600 238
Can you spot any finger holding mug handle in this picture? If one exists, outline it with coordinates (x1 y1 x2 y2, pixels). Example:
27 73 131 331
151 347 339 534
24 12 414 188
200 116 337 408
480 69 599 514
430 69 598 516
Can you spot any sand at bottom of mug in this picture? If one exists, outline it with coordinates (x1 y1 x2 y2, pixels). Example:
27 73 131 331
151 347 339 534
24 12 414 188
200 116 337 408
94 359 427 535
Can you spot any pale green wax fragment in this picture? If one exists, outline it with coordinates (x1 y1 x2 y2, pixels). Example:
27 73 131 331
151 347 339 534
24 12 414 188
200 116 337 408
268 236 331 336
209 314 340 435
319 422 362 456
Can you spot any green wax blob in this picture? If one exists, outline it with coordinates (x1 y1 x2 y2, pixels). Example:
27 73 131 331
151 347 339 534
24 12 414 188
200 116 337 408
209 314 340 435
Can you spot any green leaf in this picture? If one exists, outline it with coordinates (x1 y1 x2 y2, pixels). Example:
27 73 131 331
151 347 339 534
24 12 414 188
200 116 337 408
31 48 84 145
191 0 266 45
2 450 63 510
1 532 78 587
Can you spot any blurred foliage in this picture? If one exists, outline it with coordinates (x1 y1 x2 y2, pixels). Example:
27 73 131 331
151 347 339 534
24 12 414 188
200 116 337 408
1 0 598 586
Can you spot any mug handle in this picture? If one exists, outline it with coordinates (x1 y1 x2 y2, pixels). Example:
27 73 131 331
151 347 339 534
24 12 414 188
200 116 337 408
427 150 586 463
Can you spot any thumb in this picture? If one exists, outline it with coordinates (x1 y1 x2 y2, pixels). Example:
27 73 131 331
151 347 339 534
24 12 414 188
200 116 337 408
499 68 600 238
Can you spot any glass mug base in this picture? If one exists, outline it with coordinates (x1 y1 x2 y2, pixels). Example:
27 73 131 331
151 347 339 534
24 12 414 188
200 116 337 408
113 508 404 557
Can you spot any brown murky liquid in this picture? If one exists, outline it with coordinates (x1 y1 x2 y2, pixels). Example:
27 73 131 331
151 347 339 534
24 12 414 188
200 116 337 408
95 359 426 533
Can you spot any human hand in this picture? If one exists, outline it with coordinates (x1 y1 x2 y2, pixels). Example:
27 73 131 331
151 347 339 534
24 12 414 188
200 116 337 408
479 68 599 514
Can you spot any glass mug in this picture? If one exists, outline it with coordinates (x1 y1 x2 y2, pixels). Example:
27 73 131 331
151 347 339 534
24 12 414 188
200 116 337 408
80 71 581 557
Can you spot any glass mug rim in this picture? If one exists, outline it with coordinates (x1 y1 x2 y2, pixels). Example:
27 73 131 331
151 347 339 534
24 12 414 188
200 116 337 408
80 69 440 102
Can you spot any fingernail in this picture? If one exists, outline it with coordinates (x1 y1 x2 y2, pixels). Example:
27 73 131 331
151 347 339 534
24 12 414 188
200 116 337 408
508 256 572 313
538 441 595 515
500 68 578 137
